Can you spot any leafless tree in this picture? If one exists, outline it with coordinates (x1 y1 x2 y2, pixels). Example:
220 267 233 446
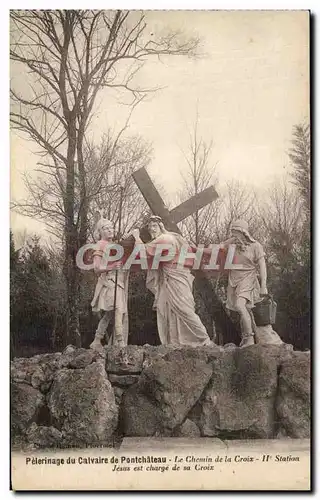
178 117 218 245
85 133 152 240
209 180 256 242
255 176 305 270
10 10 200 345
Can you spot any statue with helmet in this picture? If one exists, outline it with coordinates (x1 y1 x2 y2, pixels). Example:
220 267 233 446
89 216 129 349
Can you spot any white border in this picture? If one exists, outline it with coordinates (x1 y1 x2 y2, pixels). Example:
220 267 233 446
2 2 317 498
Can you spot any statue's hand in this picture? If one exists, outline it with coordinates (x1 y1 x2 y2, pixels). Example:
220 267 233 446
112 261 122 270
234 235 244 245
131 228 140 240
260 285 268 296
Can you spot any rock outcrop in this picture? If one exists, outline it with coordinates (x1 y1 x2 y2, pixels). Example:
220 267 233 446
48 361 118 447
189 346 279 438
276 352 310 438
10 343 310 449
11 383 45 436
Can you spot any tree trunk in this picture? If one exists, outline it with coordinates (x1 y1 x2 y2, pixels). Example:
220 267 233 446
77 122 88 346
65 253 81 347
64 120 81 347
77 122 88 249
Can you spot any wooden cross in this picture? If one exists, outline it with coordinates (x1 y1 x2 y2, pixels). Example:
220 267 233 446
133 167 219 233
132 167 240 344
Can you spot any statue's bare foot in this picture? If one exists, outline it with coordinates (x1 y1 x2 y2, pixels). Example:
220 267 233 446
239 335 255 348
114 339 126 348
90 338 104 350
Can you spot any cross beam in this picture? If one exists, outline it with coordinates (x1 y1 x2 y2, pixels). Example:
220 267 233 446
170 186 219 224
132 168 178 232
132 168 219 233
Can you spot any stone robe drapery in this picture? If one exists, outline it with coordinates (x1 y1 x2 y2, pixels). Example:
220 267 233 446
90 239 130 344
145 233 211 347
225 241 265 311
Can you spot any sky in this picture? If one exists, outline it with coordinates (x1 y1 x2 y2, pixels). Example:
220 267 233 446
10 10 309 238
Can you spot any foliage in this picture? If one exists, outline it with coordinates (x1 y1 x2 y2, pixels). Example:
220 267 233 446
10 233 56 356
288 122 310 214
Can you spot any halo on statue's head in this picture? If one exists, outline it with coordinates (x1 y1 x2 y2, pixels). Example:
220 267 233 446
230 219 255 243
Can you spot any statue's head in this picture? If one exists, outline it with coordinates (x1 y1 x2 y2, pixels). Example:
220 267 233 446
230 219 255 243
94 217 114 241
147 215 165 240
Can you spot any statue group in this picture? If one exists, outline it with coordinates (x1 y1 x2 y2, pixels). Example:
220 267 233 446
89 214 282 350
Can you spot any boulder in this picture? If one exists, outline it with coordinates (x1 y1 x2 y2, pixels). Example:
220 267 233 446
122 353 213 436
142 344 178 369
26 423 62 448
174 419 201 437
276 351 310 438
10 344 310 447
163 345 222 364
58 346 97 369
121 388 163 437
11 382 45 436
32 352 62 364
189 345 279 438
108 374 140 387
48 361 118 447
11 357 45 386
11 362 33 385
11 353 62 393
30 366 49 392
106 346 144 374
113 387 124 406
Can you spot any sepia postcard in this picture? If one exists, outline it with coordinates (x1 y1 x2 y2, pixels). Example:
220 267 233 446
10 9 310 491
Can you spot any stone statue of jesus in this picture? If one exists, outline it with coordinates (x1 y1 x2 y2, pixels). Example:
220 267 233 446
131 215 214 347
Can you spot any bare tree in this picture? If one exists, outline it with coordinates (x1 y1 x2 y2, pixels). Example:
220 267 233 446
255 177 305 270
178 117 218 245
209 180 256 242
10 10 199 346
254 176 309 337
85 133 152 240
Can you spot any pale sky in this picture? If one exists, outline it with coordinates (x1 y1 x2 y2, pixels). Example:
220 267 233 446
10 10 309 236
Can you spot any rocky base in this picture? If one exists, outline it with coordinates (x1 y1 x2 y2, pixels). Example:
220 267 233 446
11 343 310 449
